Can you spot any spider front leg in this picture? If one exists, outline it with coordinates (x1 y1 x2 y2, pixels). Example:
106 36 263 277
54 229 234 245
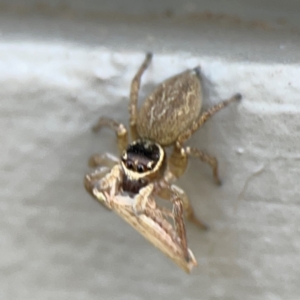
92 117 128 155
84 165 122 210
157 182 209 231
84 166 110 197
132 183 155 215
88 152 119 169
129 52 152 140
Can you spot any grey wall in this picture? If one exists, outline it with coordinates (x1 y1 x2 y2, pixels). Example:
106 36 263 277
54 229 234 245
1 1 300 300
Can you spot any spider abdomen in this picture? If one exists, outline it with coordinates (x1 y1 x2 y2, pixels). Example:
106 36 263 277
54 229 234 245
137 69 202 146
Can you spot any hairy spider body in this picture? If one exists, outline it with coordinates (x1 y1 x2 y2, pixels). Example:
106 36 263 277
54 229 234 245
85 53 241 272
137 69 202 146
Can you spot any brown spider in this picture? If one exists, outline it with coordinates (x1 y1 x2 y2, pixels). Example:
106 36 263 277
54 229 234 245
84 53 241 272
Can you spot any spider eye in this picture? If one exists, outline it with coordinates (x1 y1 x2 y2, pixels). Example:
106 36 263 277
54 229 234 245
126 161 134 170
137 164 145 173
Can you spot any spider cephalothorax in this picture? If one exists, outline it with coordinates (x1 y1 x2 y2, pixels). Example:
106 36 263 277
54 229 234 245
84 53 241 272
120 139 166 194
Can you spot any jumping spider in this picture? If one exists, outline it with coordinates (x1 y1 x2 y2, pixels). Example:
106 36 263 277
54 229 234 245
85 53 241 272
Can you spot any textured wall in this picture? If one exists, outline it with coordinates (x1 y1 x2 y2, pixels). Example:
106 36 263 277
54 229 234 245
1 2 300 300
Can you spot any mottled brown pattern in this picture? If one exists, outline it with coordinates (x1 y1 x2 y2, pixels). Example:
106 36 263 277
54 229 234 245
137 70 202 146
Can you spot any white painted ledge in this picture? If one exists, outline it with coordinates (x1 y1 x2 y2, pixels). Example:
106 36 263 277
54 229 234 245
1 2 300 300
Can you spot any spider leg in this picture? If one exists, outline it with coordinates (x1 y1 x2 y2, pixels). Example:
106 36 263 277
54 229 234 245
132 183 155 215
84 165 122 210
129 52 152 140
92 117 128 155
168 93 241 181
157 181 208 231
169 145 221 185
88 152 119 169
177 93 242 145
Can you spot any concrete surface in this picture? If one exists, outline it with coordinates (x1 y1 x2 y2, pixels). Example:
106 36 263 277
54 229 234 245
1 1 300 300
